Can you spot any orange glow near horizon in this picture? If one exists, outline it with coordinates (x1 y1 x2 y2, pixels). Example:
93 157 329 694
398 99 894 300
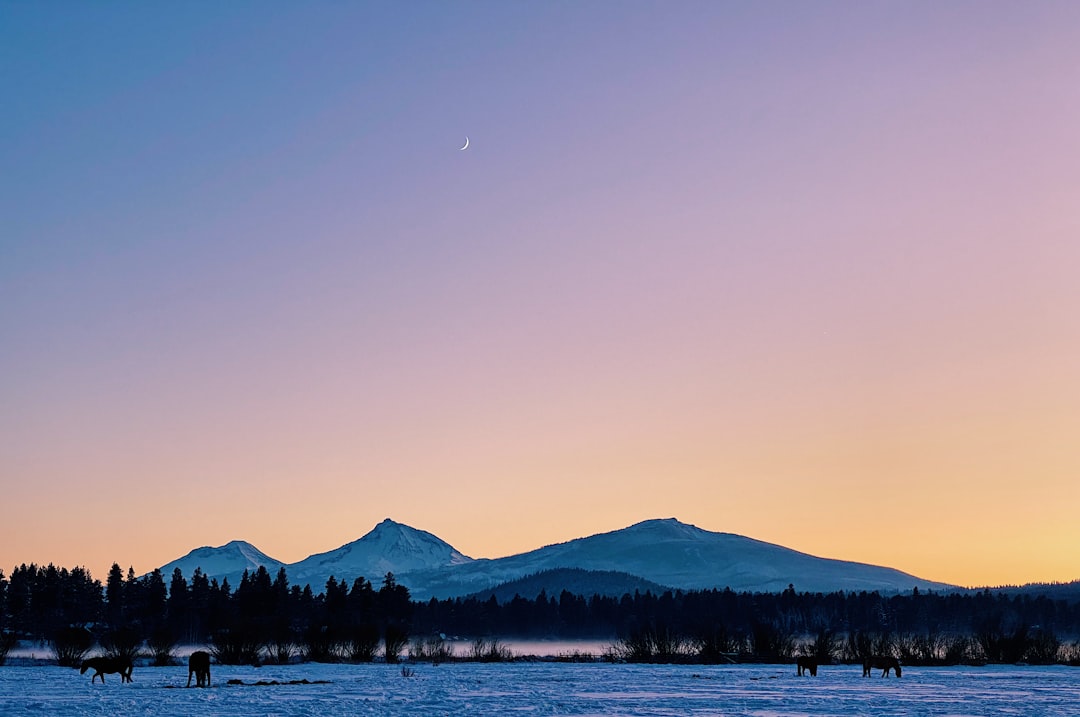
3 3 1079 591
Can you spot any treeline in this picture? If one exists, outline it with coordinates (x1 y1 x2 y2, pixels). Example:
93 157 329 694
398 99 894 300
3 564 1080 666
414 584 1080 664
414 584 1080 641
0 563 411 665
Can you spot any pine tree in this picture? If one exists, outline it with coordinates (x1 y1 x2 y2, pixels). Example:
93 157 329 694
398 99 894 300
142 569 168 633
0 569 7 632
105 563 124 627
167 568 190 642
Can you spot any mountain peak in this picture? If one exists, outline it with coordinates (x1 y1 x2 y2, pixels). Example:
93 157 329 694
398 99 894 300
286 519 474 589
156 540 285 584
621 518 717 541
357 520 473 562
370 518 407 535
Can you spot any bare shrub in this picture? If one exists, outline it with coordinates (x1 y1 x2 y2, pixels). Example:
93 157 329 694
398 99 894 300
468 637 514 662
807 628 838 663
840 631 871 663
50 626 94 667
383 625 409 664
147 626 178 666
748 622 795 662
268 637 297 665
555 649 598 663
1025 629 1060 665
301 625 341 663
694 624 743 664
267 623 298 665
344 624 380 663
100 625 142 662
977 624 1029 664
210 628 264 666
612 625 694 663
0 632 18 666
410 634 455 663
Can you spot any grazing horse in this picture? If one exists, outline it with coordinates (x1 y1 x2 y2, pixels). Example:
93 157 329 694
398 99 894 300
80 656 133 684
187 650 211 688
796 656 818 676
862 655 902 677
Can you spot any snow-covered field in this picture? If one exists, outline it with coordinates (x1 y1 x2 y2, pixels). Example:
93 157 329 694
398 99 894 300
2 661 1078 716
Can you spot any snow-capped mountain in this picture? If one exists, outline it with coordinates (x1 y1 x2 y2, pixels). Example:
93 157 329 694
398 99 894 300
286 518 474 590
404 518 954 600
156 540 286 585
154 518 955 598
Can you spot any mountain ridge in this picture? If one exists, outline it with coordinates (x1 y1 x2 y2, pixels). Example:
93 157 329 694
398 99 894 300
153 517 957 598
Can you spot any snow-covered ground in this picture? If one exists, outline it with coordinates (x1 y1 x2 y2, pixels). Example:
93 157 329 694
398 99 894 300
1 662 1078 716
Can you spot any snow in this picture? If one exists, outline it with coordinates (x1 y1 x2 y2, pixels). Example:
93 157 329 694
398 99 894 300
288 519 475 590
150 518 953 600
404 518 953 600
156 540 286 585
2 662 1078 716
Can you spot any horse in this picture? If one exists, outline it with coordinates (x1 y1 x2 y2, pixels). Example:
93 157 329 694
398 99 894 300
80 656 133 684
187 650 211 688
862 655 902 677
796 655 818 676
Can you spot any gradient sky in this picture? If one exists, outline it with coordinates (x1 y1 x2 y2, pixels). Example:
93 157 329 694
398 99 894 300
3 2 1079 590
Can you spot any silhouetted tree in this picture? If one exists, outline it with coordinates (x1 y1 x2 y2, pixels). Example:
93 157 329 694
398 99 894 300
105 563 124 627
166 569 190 641
0 569 8 633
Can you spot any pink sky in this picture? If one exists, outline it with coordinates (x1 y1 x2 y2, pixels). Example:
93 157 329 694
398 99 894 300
2 2 1079 589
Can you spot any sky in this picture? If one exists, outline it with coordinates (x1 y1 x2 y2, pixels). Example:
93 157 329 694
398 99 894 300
2 1 1079 590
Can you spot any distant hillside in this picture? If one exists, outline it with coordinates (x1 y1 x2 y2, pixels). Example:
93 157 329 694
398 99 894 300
987 580 1080 604
402 518 956 599
464 568 674 603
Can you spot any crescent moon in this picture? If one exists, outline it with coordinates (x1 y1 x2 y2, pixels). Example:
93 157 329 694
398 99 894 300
459 137 469 151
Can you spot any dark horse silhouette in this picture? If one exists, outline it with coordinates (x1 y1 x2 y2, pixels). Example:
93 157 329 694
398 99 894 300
862 655 902 677
187 650 211 688
796 656 818 676
80 656 133 684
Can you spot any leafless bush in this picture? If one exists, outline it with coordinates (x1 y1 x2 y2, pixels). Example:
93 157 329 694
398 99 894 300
344 624 380 663
838 631 895 663
147 626 178 666
50 626 93 667
747 622 795 662
267 624 298 664
301 625 341 663
693 625 743 663
1025 629 1060 665
976 624 1030 664
100 626 142 663
383 625 409 664
268 638 297 665
0 632 18 665
469 637 514 662
806 628 838 663
211 628 264 665
410 635 455 663
612 625 695 663
555 649 598 663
